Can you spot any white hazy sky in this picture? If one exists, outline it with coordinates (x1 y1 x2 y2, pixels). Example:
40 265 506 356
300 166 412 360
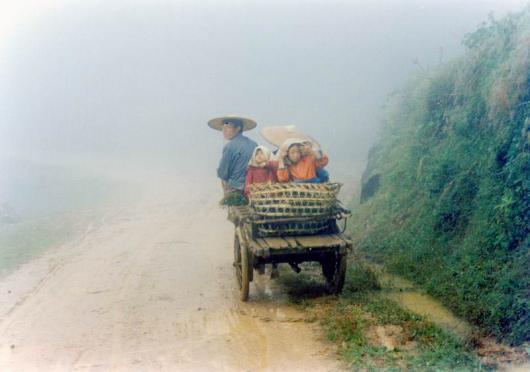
0 0 528 173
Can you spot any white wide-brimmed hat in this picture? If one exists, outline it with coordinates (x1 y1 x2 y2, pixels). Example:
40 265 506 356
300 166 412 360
260 125 320 148
207 115 257 131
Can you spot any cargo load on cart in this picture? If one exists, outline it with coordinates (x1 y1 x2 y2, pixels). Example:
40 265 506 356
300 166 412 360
229 182 351 301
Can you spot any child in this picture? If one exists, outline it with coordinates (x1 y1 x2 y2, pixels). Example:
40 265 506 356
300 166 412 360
244 145 277 195
277 138 329 183
300 140 329 182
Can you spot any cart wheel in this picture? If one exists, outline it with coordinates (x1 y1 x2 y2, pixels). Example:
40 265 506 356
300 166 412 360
322 253 347 294
233 228 250 301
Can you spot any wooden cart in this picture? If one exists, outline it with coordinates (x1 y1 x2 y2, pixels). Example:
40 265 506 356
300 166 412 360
228 184 351 301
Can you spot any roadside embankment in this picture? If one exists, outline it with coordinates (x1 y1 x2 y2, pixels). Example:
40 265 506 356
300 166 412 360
348 8 529 345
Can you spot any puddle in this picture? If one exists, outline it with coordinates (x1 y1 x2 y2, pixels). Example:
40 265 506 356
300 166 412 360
378 272 473 339
387 291 473 338
375 273 529 369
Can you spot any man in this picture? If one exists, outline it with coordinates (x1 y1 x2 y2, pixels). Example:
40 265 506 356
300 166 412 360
207 115 258 195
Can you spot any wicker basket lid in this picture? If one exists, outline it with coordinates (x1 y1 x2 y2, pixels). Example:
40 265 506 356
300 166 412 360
260 125 320 148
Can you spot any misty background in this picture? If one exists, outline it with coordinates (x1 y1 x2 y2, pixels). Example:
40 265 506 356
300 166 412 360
0 0 528 219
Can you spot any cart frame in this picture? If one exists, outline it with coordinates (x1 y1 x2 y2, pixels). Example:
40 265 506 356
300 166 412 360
229 204 352 301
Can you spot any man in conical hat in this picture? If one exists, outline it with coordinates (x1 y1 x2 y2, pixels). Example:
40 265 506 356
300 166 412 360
208 115 258 195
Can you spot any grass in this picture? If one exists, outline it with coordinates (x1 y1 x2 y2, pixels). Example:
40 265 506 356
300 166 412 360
323 298 479 370
279 261 482 370
0 214 85 278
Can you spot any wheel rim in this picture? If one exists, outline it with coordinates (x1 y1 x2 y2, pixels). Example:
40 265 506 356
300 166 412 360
323 253 346 293
234 233 242 289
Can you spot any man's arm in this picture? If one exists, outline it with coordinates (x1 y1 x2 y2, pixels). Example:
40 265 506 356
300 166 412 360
217 145 233 181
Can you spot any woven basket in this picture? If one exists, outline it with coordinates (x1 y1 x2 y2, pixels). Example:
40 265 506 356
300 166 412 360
248 183 342 236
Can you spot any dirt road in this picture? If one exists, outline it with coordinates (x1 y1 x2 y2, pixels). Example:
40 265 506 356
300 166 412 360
0 175 342 371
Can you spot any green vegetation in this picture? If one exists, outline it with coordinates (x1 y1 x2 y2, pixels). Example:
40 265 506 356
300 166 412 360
351 9 529 345
280 263 480 370
323 296 479 370
0 217 78 277
219 191 248 206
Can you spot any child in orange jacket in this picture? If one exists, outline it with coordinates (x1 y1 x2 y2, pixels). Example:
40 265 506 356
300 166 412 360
277 139 328 183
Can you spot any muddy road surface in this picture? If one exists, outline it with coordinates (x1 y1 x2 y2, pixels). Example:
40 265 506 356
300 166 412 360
0 174 342 371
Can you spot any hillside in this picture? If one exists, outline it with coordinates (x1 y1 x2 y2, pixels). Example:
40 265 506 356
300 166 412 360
351 9 529 345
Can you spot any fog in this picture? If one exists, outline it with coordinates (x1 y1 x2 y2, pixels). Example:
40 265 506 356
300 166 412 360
0 0 527 217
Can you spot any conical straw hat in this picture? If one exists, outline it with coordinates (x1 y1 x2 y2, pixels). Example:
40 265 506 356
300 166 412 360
207 115 257 131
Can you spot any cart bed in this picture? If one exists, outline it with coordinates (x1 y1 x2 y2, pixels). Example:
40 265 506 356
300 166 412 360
248 234 349 257
229 205 350 258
